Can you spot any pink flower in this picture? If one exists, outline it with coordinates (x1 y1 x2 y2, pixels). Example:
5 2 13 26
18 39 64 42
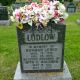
16 12 20 17
53 10 60 18
60 18 64 23
14 9 21 20
27 5 33 11
42 0 50 5
31 2 38 8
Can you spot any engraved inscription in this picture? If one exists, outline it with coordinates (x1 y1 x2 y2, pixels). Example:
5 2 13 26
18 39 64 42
24 29 58 43
21 43 62 70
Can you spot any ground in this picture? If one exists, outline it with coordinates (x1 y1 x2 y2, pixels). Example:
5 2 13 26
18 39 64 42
0 12 80 80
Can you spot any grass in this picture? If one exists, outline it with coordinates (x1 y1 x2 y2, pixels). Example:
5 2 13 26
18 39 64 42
0 12 80 80
64 12 80 80
0 23 19 80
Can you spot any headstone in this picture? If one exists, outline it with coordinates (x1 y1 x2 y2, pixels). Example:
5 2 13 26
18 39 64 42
13 1 72 80
16 23 66 72
0 6 8 20
0 6 10 25
12 2 23 10
12 2 30 10
67 2 76 13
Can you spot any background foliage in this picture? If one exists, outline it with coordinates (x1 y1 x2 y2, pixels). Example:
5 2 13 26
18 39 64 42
0 0 16 6
0 0 74 6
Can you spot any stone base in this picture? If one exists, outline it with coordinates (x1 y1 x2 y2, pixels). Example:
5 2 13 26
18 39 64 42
0 20 10 25
14 61 72 80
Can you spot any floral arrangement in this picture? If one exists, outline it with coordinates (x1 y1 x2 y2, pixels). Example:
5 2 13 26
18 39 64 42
11 0 68 29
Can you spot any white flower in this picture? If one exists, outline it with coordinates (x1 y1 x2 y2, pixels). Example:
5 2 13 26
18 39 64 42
53 1 59 6
28 11 34 16
59 3 66 12
28 20 32 26
21 19 27 24
20 7 25 13
10 16 15 22
54 18 60 23
33 8 40 14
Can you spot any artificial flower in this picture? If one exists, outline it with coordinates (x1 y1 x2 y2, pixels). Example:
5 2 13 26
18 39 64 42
17 23 23 29
12 1 68 29
10 16 15 22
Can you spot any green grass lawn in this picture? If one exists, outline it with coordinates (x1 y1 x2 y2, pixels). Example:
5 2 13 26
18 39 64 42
0 12 80 80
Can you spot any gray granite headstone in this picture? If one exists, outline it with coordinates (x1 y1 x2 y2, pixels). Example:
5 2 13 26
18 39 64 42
17 23 66 72
0 6 10 25
0 6 8 20
12 2 29 10
14 61 72 80
67 2 76 13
